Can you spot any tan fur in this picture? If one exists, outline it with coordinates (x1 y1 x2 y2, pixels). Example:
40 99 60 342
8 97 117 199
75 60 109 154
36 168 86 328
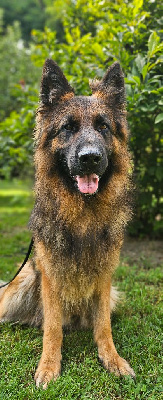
0 60 135 387
93 278 133 376
0 262 42 327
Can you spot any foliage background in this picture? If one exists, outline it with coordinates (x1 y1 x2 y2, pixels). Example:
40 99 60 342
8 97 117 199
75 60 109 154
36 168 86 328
0 0 162 237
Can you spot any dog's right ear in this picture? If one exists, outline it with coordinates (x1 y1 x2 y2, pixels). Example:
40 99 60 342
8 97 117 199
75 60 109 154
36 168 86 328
40 59 74 105
90 62 125 110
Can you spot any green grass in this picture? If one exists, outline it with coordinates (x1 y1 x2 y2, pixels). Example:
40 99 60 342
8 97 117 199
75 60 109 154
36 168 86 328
0 180 162 399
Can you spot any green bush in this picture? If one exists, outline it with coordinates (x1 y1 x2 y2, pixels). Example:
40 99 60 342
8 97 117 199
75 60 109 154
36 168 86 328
0 0 162 237
0 85 37 178
126 32 163 237
0 16 40 120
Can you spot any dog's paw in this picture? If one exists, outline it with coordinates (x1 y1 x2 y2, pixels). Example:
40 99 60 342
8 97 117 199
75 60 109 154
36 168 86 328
99 353 135 378
34 363 60 389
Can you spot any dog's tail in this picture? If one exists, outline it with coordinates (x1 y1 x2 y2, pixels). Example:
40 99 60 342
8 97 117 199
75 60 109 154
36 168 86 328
0 260 43 327
110 285 120 312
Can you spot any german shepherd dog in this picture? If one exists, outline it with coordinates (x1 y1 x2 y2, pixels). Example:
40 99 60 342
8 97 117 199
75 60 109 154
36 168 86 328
0 59 135 388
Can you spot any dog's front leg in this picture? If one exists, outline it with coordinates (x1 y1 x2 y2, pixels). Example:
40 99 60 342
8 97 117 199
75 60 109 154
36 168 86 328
93 278 135 378
35 269 63 389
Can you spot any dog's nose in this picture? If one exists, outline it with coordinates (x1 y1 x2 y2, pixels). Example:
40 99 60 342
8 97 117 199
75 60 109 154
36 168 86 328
79 147 102 168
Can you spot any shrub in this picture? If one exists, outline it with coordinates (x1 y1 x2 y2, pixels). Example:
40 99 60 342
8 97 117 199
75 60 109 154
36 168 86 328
0 0 162 236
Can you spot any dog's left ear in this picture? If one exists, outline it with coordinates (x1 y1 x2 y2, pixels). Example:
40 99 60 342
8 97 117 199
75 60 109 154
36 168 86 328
90 62 125 109
40 59 74 105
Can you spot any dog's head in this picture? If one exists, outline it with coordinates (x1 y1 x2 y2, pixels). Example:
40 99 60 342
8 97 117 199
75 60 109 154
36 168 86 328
35 59 128 196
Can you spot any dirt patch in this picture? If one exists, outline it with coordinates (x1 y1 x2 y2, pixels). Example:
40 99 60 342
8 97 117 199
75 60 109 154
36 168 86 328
121 237 163 268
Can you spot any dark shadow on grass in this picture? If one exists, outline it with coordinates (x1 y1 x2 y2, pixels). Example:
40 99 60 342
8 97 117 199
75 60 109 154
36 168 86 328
0 195 31 208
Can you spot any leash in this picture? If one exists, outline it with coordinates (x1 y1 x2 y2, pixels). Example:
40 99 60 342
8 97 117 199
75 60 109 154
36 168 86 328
0 238 34 289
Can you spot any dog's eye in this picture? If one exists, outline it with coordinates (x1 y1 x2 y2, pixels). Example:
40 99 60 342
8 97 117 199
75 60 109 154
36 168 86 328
64 124 72 131
63 122 78 134
97 123 109 134
98 124 108 131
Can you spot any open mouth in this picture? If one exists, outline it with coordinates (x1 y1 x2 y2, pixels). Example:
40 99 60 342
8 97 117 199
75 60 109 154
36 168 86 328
75 174 99 195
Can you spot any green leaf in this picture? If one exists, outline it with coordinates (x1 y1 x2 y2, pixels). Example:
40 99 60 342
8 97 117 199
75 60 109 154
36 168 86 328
125 78 136 85
132 76 141 84
92 43 105 60
142 64 149 80
133 0 143 16
148 57 163 71
135 54 146 74
148 32 160 58
155 113 163 124
65 29 73 44
156 168 163 182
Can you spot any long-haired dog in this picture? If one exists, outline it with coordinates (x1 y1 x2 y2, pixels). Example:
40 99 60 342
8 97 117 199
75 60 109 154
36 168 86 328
0 60 135 388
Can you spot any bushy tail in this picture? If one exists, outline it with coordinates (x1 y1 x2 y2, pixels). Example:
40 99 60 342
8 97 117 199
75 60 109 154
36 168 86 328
0 261 43 327
110 285 120 312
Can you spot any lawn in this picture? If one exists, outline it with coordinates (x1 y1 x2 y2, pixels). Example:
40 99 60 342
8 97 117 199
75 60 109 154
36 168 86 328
0 180 162 399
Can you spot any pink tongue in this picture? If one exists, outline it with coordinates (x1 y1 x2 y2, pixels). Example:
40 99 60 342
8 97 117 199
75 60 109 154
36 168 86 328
76 174 99 194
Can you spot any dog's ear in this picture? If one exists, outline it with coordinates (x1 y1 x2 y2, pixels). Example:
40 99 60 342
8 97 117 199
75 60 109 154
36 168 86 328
40 59 74 105
90 62 125 109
